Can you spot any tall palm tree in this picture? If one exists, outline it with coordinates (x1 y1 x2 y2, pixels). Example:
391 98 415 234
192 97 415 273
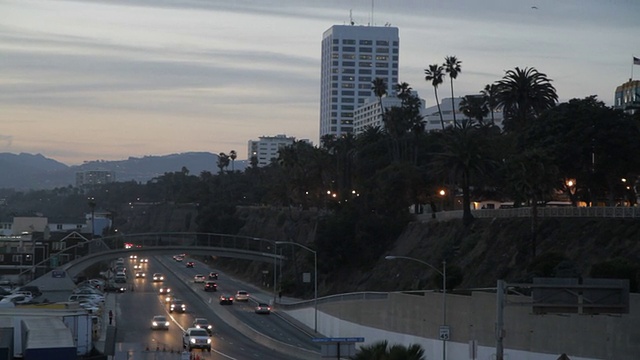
444 55 462 126
495 67 558 132
217 152 230 174
481 83 499 124
371 77 387 124
424 64 446 130
229 150 237 172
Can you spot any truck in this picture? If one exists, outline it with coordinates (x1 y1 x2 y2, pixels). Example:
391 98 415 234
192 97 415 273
21 317 76 360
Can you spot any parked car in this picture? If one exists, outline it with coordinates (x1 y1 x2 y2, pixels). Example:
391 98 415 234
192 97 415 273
192 318 213 335
219 294 233 305
235 290 249 301
182 328 211 352
204 281 217 292
1 294 34 305
255 303 271 315
13 286 42 298
151 315 170 330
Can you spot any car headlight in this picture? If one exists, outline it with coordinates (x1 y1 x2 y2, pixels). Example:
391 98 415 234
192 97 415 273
190 338 196 344
207 325 212 329
165 322 170 326
207 338 212 344
152 321 157 326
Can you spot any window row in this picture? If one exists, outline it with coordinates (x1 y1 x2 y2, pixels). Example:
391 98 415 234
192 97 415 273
332 39 398 47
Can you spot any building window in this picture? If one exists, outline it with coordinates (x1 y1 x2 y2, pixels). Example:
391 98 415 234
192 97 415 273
332 60 339 66
57 224 63 230
359 47 372 53
360 40 373 45
376 47 388 53
332 104 338 109
359 69 372 74
333 39 339 44
331 68 339 73
359 76 371 82
392 48 398 54
343 46 356 52
342 90 355 96
360 55 372 60
376 63 388 68
342 39 356 44
332 83 338 88
341 105 354 110
332 53 339 59
343 98 355 103
376 40 389 46
342 83 355 88
332 90 338 95
343 61 355 67
332 46 339 51
359 62 372 67
375 70 388 75
332 75 338 81
342 68 355 74
358 91 371 96
342 54 355 59
342 76 355 81
12 255 22 262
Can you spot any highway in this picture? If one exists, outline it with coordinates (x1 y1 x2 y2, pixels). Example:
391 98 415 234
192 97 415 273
112 254 319 359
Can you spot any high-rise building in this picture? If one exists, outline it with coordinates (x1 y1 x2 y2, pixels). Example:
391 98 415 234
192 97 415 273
75 170 115 188
320 25 399 139
353 92 426 135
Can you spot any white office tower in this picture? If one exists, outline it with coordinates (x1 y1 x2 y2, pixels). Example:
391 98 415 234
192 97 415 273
248 134 311 168
353 92 426 135
320 25 399 138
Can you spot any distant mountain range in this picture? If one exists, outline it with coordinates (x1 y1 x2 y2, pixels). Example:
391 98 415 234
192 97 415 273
0 152 246 190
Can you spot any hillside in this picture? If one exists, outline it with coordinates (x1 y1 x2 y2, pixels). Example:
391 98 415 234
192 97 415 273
117 204 640 296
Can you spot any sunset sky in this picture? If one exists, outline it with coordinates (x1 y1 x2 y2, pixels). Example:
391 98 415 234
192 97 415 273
1 0 638 165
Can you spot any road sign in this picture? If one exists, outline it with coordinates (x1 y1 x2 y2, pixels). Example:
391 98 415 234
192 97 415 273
439 325 450 340
312 337 365 343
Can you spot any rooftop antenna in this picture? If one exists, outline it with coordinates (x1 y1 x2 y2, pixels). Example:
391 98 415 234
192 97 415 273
349 9 354 26
370 0 374 26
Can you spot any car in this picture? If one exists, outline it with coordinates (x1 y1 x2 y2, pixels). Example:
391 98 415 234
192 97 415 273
208 272 219 280
135 272 146 278
219 294 233 305
69 294 105 303
192 318 213 334
13 286 42 298
129 255 137 260
235 290 249 301
158 286 171 295
186 261 195 268
204 281 217 292
103 282 126 293
175 256 184 262
151 315 169 330
194 275 206 283
139 258 148 263
163 294 174 303
152 273 164 282
1 294 33 304
183 328 211 352
170 299 186 313
255 303 271 315
133 264 142 270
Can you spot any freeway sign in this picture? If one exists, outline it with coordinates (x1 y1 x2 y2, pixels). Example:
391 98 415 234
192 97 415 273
312 337 365 343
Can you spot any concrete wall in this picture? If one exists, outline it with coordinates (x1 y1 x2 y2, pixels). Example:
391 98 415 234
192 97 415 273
286 291 639 360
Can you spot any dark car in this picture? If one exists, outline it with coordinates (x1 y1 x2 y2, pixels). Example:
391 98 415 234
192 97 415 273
208 272 219 280
14 286 42 298
219 294 233 305
170 299 186 313
204 281 217 292
103 282 126 293
186 261 195 268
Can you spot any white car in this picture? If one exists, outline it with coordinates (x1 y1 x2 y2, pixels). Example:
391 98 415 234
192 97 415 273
0 294 33 305
193 275 206 283
183 328 211 352
235 290 249 301
153 273 164 282
151 315 170 330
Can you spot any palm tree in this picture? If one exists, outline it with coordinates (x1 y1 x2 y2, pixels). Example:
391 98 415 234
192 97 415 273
350 340 425 360
424 64 446 130
495 67 558 132
459 95 488 124
444 55 462 126
229 150 237 172
481 83 499 125
217 152 230 174
371 77 387 124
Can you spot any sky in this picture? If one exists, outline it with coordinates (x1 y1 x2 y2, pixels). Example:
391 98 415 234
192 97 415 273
1 0 639 165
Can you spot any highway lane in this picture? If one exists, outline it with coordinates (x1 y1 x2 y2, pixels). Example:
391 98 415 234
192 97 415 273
163 255 318 352
114 255 314 360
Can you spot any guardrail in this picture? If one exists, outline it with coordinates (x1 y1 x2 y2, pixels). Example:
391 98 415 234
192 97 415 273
280 292 389 311
416 206 640 222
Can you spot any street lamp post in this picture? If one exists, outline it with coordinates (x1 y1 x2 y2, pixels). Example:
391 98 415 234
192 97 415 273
386 255 447 360
275 241 318 333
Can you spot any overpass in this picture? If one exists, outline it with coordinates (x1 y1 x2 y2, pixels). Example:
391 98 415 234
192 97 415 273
27 232 284 290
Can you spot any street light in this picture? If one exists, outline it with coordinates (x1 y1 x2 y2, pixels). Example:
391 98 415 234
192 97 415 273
275 241 318 333
385 255 447 360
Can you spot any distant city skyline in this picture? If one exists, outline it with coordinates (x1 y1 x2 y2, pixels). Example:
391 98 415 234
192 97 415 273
1 0 638 165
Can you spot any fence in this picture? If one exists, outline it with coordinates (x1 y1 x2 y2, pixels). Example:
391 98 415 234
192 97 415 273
416 206 640 222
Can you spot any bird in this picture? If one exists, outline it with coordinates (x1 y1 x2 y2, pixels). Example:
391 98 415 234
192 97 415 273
531 6 538 9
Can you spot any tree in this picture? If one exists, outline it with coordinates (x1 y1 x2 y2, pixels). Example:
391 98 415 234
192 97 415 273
371 77 388 124
425 63 446 130
481 83 499 124
444 55 462 126
459 95 488 123
229 150 237 172
431 121 496 225
350 340 425 360
495 67 558 132
217 152 230 174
